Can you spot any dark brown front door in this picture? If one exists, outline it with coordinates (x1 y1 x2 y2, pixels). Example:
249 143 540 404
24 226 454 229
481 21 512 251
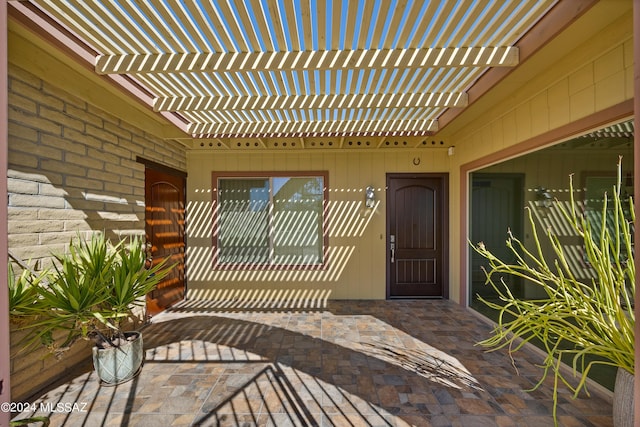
144 165 186 315
387 174 448 298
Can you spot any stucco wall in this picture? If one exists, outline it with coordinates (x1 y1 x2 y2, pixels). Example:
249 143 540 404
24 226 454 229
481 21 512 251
7 46 187 400
187 149 451 301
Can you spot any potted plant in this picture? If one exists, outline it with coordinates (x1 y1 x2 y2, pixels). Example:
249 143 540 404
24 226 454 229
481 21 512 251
471 158 634 427
28 233 172 385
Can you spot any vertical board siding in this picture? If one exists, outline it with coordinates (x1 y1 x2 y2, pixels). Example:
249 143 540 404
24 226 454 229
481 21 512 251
187 149 449 301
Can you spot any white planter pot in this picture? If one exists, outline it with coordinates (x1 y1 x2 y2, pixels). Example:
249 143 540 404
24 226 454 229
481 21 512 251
92 331 144 385
613 368 634 427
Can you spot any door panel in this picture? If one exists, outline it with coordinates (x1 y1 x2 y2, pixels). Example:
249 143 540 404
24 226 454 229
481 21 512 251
470 174 524 303
145 167 186 314
387 174 448 298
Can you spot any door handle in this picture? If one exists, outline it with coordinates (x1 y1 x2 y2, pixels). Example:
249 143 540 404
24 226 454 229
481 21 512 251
390 234 395 264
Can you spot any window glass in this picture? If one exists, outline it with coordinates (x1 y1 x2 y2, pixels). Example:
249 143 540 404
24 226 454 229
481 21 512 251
216 174 326 267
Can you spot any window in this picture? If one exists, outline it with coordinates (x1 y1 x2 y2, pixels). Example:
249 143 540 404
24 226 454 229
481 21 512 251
213 172 328 268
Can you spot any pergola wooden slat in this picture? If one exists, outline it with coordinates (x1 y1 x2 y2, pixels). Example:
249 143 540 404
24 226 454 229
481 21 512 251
28 0 557 141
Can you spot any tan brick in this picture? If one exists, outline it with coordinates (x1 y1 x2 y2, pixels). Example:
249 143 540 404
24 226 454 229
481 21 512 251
64 103 101 127
39 182 68 197
8 178 39 195
97 211 141 222
87 169 122 184
42 82 86 110
37 208 86 220
65 151 105 171
86 147 120 166
107 203 138 213
121 157 145 173
8 206 38 220
132 186 145 198
9 122 39 141
63 197 105 212
39 106 85 132
63 220 92 232
106 162 135 179
104 181 136 195
12 343 49 372
9 194 66 209
120 176 143 188
9 92 37 114
9 219 65 233
34 144 64 161
85 124 119 144
87 104 120 125
11 356 44 392
9 107 62 136
117 119 145 137
41 158 86 177
41 133 87 156
8 232 40 247
64 176 104 192
104 120 133 141
9 65 42 89
10 245 64 262
39 231 82 246
62 127 103 149
103 141 133 159
7 169 61 186
11 80 64 111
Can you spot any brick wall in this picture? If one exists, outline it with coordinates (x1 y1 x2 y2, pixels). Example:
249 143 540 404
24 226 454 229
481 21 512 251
7 64 187 400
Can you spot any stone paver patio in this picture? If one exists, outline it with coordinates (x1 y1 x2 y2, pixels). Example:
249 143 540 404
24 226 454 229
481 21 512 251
12 300 613 426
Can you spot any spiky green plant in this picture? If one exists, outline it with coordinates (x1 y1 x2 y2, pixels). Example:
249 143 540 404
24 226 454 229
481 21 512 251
8 262 50 319
28 233 173 354
471 157 634 424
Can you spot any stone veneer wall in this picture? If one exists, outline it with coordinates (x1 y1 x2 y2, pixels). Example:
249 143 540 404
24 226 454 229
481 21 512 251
7 64 187 400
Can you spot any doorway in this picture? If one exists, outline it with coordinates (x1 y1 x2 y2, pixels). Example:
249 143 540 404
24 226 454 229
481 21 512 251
386 174 449 298
470 173 524 308
141 160 187 315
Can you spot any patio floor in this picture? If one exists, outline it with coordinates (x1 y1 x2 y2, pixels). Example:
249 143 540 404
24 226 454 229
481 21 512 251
12 300 613 427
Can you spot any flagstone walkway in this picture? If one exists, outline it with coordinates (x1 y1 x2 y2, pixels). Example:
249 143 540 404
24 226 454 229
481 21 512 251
12 300 613 426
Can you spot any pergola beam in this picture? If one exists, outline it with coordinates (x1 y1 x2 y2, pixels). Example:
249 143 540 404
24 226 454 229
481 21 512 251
154 92 468 112
188 118 439 138
97 46 519 75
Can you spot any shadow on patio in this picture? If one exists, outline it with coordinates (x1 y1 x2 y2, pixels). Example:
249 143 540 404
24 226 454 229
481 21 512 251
12 300 613 426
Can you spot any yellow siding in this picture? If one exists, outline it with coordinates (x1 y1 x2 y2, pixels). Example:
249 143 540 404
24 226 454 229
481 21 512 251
187 149 450 300
442 1 633 303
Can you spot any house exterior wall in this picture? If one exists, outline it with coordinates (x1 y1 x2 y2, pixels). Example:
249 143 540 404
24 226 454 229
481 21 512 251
187 149 451 302
2 0 635 408
6 25 187 400
185 2 634 305
442 1 634 304
476 148 634 299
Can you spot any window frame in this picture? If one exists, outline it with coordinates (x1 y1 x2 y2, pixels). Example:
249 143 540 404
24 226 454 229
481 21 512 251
212 171 329 270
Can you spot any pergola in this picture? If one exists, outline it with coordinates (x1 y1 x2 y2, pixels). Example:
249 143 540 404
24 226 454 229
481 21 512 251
10 0 565 146
1 1 640 424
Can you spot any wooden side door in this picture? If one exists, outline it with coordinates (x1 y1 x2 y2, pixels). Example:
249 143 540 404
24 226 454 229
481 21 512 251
387 174 448 298
144 164 186 315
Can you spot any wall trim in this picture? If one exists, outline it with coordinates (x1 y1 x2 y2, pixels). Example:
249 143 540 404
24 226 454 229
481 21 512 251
1 1 10 422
